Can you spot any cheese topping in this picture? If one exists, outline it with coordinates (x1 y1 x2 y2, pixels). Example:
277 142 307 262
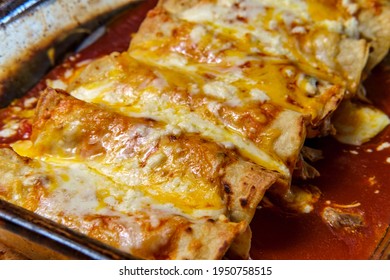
136 0 369 94
12 137 226 218
0 120 20 138
67 57 293 175
1 0 389 260
72 84 290 175
332 101 390 146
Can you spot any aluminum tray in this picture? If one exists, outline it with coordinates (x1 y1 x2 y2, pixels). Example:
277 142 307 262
0 0 142 260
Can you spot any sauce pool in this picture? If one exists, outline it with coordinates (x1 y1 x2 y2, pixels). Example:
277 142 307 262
250 63 390 259
1 0 390 260
68 5 390 259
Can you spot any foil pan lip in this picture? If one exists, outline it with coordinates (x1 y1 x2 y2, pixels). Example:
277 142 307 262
0 199 139 260
371 224 390 260
0 0 139 107
0 0 143 260
0 0 44 25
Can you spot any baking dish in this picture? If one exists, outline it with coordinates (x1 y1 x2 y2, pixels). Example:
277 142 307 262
0 0 146 260
0 0 141 106
1 0 390 260
0 199 137 259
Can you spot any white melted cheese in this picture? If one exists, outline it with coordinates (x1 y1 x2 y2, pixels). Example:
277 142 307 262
190 25 207 44
249 89 270 102
70 83 289 176
138 99 289 175
34 163 103 216
160 53 189 68
0 120 20 138
170 0 309 57
341 0 359 15
161 177 190 194
162 0 363 80
12 117 226 218
23 97 37 108
203 80 238 100
377 142 390 152
344 17 359 38
176 0 308 23
320 20 343 33
46 78 67 90
297 73 318 96
333 101 390 146
15 158 225 222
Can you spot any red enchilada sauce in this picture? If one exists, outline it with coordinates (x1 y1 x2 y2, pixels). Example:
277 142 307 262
251 64 390 259
0 0 158 145
1 0 389 259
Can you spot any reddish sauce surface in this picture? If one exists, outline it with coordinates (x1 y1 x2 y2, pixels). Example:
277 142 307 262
74 0 158 61
1 0 390 259
23 0 158 101
0 0 158 144
251 64 390 259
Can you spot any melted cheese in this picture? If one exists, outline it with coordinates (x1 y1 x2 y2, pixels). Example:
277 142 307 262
332 101 390 145
29 0 384 189
69 65 290 176
3 0 389 260
137 0 369 94
4 156 224 231
12 139 226 218
80 88 288 175
0 120 19 138
130 9 348 123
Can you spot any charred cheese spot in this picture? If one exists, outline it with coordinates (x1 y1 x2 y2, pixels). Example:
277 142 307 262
239 198 248 207
223 183 232 194
185 226 193 233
